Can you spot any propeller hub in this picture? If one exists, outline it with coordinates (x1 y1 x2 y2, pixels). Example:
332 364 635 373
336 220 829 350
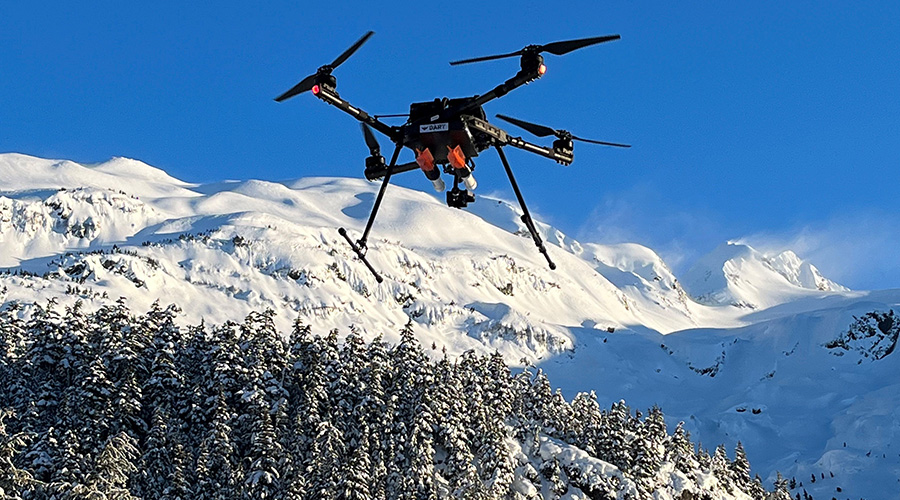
520 52 544 74
553 137 574 156
316 73 337 90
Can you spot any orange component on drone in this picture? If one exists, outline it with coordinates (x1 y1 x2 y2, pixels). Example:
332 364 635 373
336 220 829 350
447 145 467 170
415 148 435 171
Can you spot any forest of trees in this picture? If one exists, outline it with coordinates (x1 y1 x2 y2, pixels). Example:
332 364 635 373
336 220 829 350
0 299 787 499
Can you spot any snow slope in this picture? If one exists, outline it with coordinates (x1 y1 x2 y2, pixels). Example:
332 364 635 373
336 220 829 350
2 153 898 498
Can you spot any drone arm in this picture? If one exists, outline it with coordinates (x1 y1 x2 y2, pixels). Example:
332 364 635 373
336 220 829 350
505 137 573 165
312 84 400 142
464 116 573 165
455 64 545 115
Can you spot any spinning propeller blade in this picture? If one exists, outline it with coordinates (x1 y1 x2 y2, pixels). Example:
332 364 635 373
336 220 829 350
274 74 318 102
450 34 619 66
538 35 620 56
496 114 630 148
330 30 375 69
569 135 631 148
275 31 375 102
495 114 556 137
449 50 524 66
361 123 381 156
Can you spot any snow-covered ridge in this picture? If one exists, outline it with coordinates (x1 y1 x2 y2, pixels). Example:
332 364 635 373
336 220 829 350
0 154 857 361
0 154 847 334
2 153 898 498
0 154 197 199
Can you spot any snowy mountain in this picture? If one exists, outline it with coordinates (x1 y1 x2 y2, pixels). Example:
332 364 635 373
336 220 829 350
1 153 899 498
681 242 848 309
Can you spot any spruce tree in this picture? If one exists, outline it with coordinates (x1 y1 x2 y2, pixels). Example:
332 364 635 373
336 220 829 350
137 405 177 499
308 420 344 500
731 441 751 485
632 405 666 489
569 391 602 455
194 390 239 500
243 396 284 499
84 432 140 500
667 421 698 475
340 422 374 500
710 444 733 492
0 410 34 499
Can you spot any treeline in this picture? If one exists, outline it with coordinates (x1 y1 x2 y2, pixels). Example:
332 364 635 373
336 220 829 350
0 300 784 499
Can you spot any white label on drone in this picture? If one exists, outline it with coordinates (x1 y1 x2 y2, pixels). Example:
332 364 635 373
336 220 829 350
420 123 449 133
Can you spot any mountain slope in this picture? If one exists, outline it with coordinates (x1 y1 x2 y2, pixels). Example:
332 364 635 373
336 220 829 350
2 153 899 498
0 155 744 358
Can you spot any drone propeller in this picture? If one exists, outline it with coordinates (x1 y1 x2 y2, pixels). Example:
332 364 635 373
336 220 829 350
361 123 381 156
496 114 630 148
275 31 375 102
450 34 620 66
359 122 420 179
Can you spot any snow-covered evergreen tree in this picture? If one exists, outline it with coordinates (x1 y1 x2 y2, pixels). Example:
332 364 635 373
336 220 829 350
138 404 190 499
195 390 239 500
0 410 34 499
308 420 344 500
243 396 284 499
83 431 140 500
340 422 374 500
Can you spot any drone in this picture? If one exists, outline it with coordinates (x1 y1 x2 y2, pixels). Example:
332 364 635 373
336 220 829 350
276 31 628 283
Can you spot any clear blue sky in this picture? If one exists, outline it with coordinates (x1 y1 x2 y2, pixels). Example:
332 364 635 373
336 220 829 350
2 1 899 289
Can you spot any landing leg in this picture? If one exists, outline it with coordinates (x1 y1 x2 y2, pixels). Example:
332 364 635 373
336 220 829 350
495 146 556 270
338 143 403 283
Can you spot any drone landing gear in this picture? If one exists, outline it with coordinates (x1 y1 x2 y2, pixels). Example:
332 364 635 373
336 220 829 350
495 146 556 270
338 143 404 283
338 227 383 283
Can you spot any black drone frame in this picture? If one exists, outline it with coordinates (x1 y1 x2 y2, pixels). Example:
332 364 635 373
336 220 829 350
276 32 627 283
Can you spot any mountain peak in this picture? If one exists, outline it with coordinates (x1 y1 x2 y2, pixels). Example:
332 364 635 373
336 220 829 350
89 156 193 186
681 241 847 308
0 153 197 199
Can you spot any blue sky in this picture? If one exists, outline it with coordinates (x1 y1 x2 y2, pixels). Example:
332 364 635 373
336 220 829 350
2 1 899 289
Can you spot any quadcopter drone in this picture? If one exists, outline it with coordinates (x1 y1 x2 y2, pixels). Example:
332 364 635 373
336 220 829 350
276 31 628 283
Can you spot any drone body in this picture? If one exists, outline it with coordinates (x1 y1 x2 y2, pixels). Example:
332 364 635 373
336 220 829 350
276 32 627 282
